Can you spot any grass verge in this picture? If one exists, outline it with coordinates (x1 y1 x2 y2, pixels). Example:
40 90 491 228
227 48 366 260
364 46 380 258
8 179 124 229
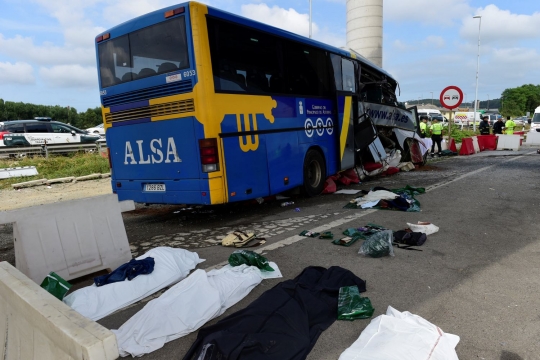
0 152 110 190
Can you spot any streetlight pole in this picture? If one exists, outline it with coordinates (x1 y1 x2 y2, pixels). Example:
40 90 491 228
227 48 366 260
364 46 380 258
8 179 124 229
309 0 312 38
430 92 433 105
473 15 482 132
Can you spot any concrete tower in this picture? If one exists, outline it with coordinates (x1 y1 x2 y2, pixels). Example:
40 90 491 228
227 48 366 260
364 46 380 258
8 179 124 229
346 0 383 67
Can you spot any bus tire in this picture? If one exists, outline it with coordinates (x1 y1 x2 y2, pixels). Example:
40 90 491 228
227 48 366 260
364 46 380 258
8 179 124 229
303 149 326 197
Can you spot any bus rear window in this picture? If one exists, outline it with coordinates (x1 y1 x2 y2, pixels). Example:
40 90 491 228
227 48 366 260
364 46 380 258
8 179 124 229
98 16 190 88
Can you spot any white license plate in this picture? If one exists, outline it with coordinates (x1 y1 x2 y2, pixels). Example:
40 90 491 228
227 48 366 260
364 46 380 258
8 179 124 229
145 184 166 192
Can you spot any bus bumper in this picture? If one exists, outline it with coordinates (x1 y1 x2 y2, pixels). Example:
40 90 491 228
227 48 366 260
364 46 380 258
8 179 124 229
111 178 222 205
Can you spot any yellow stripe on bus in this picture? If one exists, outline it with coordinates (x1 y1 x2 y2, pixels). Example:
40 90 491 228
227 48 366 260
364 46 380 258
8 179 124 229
340 96 352 161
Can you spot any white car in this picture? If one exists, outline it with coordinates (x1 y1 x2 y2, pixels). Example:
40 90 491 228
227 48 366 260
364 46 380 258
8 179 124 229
86 123 105 135
0 119 100 146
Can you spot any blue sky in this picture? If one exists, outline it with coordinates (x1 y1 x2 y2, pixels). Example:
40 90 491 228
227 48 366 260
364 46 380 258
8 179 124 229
0 0 538 112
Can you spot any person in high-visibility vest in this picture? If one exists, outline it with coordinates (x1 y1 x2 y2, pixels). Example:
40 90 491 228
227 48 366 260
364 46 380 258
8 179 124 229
504 116 516 135
430 118 443 157
419 116 428 138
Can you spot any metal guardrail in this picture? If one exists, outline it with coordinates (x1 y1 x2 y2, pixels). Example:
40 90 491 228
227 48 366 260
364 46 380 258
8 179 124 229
0 140 107 158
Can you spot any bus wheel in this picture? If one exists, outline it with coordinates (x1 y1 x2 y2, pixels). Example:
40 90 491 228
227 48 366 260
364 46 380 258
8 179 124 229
303 149 326 197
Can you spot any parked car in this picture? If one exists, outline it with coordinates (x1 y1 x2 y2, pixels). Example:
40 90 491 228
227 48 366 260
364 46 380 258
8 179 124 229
0 118 101 147
513 116 528 126
86 123 105 135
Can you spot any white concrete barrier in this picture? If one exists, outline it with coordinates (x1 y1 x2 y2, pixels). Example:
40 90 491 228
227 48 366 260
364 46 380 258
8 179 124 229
471 136 481 153
496 134 521 151
0 194 132 284
525 130 540 145
0 262 119 360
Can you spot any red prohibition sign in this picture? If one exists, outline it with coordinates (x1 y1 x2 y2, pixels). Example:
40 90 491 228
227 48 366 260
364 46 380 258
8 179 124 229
440 86 464 110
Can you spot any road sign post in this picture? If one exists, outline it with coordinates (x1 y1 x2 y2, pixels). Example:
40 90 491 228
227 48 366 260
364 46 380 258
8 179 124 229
440 86 464 153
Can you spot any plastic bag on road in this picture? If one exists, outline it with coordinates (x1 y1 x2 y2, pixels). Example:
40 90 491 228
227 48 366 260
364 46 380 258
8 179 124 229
358 230 394 258
228 250 274 272
337 285 374 320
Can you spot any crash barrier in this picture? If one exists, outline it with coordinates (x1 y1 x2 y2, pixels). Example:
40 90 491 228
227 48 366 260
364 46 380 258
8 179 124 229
0 139 107 158
525 130 540 145
496 134 521 151
459 137 475 155
0 262 119 360
471 136 481 153
477 135 497 150
448 138 457 152
0 194 134 284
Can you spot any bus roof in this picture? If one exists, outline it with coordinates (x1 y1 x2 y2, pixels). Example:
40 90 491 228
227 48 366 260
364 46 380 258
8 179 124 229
96 1 396 81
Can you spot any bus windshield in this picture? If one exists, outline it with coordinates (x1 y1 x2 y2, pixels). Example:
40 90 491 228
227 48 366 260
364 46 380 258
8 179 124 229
98 16 190 88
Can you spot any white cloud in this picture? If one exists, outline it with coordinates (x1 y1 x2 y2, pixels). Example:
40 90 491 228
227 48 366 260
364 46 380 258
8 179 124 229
422 35 445 48
460 5 540 45
385 0 471 25
241 3 319 37
0 34 95 67
102 0 179 25
39 65 97 88
0 62 35 84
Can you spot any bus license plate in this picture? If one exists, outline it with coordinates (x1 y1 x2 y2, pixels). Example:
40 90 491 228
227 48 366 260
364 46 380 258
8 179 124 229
145 184 166 192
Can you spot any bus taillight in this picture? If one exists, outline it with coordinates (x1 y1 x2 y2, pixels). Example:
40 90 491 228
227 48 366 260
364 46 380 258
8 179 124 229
164 7 185 18
199 138 219 173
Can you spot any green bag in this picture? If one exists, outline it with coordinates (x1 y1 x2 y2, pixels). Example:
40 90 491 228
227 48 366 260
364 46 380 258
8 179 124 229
299 230 320 237
332 235 362 247
337 285 374 320
358 230 395 258
40 272 72 300
228 250 274 272
318 231 334 239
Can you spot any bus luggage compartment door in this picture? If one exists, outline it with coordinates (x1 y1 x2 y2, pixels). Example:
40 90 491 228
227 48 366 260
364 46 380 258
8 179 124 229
222 132 270 202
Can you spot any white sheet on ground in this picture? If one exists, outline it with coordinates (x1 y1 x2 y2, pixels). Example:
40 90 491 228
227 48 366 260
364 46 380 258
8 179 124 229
63 247 204 321
339 306 460 360
334 189 362 195
113 265 262 357
362 190 398 202
220 261 283 280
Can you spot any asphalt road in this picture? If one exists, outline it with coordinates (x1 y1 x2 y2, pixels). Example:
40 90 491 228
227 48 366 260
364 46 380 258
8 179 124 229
91 148 539 360
3 148 539 359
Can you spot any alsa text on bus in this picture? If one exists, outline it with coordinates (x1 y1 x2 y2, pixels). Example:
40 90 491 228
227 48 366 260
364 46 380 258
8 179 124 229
124 137 182 165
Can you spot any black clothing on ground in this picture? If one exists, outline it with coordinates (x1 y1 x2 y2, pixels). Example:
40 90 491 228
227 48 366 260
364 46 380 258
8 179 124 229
431 134 442 154
493 121 504 134
183 266 367 360
479 120 490 135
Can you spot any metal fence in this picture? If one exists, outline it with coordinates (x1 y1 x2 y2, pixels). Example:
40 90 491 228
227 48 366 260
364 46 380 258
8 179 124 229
0 140 107 158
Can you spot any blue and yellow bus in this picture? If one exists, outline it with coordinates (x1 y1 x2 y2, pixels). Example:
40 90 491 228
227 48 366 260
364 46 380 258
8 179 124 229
95 2 423 205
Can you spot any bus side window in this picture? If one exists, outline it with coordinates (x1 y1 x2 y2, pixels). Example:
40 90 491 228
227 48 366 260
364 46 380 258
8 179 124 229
341 59 355 93
330 54 342 91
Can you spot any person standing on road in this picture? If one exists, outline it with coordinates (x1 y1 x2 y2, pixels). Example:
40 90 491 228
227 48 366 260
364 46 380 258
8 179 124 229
430 118 443 157
479 116 490 135
493 117 504 134
504 116 516 135
419 116 428 138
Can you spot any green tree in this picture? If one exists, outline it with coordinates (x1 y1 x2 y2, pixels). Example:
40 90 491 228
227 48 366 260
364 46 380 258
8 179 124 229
500 84 540 117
